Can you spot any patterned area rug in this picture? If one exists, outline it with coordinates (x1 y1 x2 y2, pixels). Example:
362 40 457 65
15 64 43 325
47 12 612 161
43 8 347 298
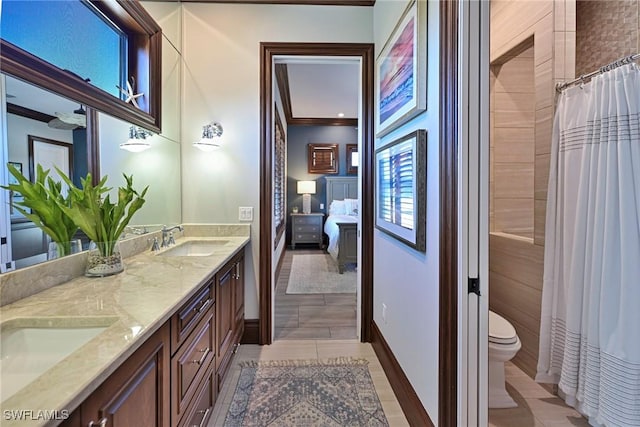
223 358 389 426
286 254 356 294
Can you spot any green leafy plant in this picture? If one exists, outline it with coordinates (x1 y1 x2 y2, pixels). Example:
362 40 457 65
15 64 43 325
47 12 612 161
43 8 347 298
56 171 148 257
3 163 78 256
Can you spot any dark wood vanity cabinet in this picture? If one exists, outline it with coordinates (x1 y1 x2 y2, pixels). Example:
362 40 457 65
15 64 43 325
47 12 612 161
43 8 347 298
80 323 171 427
171 300 216 425
58 249 246 427
215 252 244 390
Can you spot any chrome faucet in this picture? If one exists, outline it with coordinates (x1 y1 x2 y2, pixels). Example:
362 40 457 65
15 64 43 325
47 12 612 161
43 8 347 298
128 226 149 235
161 225 183 247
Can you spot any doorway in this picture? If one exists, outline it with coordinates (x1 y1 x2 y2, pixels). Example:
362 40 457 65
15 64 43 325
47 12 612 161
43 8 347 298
258 42 374 345
273 60 360 340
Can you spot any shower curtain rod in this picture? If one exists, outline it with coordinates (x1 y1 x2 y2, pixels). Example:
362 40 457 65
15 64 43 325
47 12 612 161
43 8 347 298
556 53 640 92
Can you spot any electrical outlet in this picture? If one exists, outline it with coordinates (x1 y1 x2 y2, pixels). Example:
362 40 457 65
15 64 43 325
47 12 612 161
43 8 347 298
382 303 387 324
239 207 253 221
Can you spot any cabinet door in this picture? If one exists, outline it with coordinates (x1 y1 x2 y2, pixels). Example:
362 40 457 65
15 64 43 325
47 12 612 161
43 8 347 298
215 264 234 372
81 323 170 427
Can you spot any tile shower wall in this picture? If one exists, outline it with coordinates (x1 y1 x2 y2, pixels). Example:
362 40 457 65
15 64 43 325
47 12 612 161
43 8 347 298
489 0 575 379
576 0 639 76
491 42 536 239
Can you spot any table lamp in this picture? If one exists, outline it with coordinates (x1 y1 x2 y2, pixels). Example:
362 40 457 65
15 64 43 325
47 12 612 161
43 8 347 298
297 180 316 214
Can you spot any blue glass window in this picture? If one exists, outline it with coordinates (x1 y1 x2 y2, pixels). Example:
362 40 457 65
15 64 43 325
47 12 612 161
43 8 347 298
1 0 126 97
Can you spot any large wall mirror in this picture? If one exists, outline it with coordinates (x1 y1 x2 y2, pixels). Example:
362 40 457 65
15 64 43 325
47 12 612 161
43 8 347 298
1 71 181 271
0 4 182 271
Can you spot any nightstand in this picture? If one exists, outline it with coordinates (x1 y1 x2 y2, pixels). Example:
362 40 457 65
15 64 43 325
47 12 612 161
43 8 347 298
291 213 324 249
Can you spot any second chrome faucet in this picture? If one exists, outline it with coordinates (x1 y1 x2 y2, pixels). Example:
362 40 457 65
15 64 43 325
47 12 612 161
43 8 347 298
161 225 184 248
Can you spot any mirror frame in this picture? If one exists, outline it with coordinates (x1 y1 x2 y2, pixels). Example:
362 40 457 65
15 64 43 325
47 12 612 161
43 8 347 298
0 0 162 133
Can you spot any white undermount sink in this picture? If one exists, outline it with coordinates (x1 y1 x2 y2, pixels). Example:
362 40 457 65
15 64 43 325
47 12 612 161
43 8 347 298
0 318 115 401
157 240 229 257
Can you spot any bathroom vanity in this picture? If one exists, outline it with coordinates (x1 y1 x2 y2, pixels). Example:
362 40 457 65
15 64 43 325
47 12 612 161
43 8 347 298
0 225 249 427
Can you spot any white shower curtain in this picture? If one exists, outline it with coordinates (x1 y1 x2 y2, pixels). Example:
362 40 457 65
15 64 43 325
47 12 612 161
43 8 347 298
537 63 640 427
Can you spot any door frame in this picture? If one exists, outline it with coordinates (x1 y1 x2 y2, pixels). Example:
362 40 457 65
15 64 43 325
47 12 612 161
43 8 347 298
440 1 460 425
259 42 375 345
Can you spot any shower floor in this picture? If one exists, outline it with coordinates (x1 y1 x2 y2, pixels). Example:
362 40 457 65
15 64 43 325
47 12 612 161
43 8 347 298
489 362 590 427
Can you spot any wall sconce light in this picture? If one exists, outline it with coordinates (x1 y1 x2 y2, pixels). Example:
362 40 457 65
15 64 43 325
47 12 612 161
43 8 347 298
120 126 152 152
193 122 223 152
296 180 316 214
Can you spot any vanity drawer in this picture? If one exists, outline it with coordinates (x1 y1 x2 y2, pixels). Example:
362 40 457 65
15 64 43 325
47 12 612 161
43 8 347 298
171 281 214 354
171 309 215 422
178 367 216 427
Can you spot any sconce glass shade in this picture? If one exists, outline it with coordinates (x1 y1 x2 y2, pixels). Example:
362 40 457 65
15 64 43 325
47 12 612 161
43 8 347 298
193 122 223 151
120 126 152 152
296 180 316 195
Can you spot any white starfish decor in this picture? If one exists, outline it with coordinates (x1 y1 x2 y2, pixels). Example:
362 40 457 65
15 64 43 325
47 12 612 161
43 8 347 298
117 78 144 109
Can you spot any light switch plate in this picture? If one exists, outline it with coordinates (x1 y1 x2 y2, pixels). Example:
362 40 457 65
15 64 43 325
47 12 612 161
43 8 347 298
239 207 253 221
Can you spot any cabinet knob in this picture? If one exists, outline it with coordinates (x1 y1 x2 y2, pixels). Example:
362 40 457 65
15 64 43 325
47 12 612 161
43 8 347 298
88 418 108 427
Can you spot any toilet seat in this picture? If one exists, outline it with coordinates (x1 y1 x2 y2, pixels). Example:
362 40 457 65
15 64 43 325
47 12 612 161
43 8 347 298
489 311 517 345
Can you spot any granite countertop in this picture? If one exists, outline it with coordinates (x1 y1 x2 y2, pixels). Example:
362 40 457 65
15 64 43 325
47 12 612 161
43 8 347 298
0 227 249 427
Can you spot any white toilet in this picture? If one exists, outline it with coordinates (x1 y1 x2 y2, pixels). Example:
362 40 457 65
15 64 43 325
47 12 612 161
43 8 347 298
488 310 521 408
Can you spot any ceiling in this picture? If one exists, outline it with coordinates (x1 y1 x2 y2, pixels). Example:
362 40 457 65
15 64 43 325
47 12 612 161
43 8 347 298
178 0 374 6
6 75 79 118
276 61 360 125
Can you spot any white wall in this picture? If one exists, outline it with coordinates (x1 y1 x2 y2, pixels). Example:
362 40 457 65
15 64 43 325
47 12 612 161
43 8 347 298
180 3 373 319
373 0 440 422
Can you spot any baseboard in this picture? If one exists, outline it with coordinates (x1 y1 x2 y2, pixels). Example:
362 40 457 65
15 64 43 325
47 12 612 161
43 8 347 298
241 319 259 344
371 321 434 427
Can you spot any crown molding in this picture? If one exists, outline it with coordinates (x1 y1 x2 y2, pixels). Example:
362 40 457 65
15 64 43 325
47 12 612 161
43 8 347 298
178 0 374 5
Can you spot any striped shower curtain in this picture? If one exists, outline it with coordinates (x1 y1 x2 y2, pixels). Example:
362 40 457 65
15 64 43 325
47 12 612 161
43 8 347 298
537 63 640 427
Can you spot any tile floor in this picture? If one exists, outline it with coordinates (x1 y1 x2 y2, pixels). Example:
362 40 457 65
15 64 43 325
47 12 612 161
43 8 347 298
489 361 591 427
275 249 357 340
208 339 409 426
212 248 589 426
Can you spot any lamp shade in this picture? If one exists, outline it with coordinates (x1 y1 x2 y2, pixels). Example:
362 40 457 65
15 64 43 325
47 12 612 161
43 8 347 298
297 180 316 195
351 151 359 167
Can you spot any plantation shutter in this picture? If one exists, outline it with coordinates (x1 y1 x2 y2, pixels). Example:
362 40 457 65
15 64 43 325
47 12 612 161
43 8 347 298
378 140 414 230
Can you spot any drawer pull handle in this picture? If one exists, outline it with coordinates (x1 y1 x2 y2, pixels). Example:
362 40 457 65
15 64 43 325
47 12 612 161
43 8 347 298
88 418 107 427
194 298 211 314
191 348 210 365
191 407 212 427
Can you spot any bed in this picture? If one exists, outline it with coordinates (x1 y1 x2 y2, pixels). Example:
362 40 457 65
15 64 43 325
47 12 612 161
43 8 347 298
324 176 358 273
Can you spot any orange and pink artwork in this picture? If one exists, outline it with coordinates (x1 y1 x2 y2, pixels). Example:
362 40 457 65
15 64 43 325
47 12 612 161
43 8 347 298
379 17 415 124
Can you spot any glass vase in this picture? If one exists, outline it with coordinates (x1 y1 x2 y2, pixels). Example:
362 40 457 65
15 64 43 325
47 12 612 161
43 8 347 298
48 239 83 260
85 241 124 277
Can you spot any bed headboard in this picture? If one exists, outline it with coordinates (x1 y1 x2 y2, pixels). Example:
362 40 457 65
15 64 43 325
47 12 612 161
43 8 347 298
325 176 358 207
